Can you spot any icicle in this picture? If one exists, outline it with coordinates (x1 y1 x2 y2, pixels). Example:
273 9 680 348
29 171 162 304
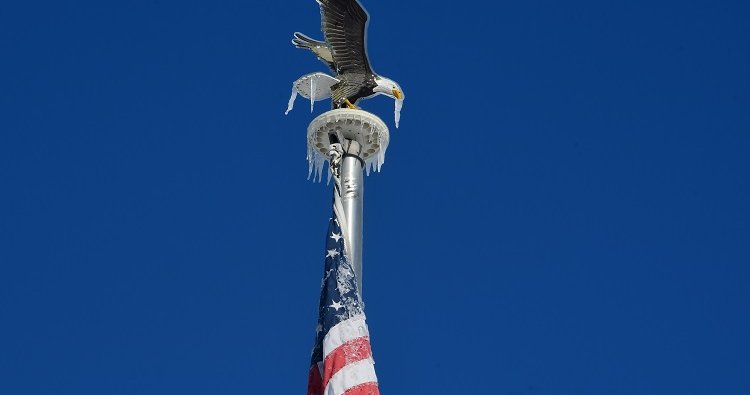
376 127 387 173
306 142 328 183
310 76 316 113
394 98 403 128
286 72 339 114
318 156 326 182
306 144 315 179
358 123 389 176
285 88 297 115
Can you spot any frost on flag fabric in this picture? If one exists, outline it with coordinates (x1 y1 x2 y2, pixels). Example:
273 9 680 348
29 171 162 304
307 211 379 395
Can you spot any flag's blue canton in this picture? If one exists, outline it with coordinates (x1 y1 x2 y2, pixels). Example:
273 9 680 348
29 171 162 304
310 211 364 365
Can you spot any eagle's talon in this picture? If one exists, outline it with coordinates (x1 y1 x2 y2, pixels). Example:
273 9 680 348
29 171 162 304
344 99 358 109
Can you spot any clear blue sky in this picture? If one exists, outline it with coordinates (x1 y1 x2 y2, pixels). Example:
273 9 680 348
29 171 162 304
1 1 749 394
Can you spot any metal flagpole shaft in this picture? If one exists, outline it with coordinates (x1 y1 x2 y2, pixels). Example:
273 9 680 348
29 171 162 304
340 139 364 296
307 109 390 300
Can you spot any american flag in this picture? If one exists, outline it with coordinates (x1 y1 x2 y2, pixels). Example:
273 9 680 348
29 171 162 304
307 210 380 395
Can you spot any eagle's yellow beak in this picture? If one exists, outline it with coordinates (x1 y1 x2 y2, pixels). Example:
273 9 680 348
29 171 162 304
392 89 403 100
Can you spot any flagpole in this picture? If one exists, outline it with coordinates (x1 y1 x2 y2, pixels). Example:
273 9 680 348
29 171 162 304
307 109 390 300
339 139 364 295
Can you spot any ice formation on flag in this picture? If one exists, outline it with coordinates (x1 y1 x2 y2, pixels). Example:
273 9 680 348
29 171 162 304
307 210 379 395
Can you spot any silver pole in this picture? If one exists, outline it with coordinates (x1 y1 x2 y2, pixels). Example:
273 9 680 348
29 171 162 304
308 109 389 299
339 139 364 297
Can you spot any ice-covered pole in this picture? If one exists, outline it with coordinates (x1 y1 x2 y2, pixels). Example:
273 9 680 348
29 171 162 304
307 109 390 300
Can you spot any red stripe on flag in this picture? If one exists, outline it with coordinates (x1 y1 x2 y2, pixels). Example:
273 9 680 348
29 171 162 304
343 382 380 395
308 364 323 395
321 336 373 389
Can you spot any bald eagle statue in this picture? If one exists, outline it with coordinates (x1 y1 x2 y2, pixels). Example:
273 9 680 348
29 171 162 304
287 0 404 127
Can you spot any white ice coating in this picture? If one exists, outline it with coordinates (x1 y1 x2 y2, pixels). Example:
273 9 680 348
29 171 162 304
306 110 390 182
394 99 403 128
310 76 315 113
307 145 328 182
284 72 339 115
364 126 389 176
287 73 406 130
334 256 364 318
285 89 298 115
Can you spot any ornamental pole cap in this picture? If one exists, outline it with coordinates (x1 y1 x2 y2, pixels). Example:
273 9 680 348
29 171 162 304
307 109 390 181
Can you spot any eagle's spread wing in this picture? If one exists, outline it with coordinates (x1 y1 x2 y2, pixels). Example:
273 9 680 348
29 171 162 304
318 0 373 76
292 32 336 72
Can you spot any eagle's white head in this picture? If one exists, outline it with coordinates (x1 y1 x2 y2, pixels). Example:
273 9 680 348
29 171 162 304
373 76 404 128
373 76 403 100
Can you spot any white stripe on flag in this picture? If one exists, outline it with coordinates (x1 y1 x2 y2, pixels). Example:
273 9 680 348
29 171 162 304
324 358 378 395
323 314 370 359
